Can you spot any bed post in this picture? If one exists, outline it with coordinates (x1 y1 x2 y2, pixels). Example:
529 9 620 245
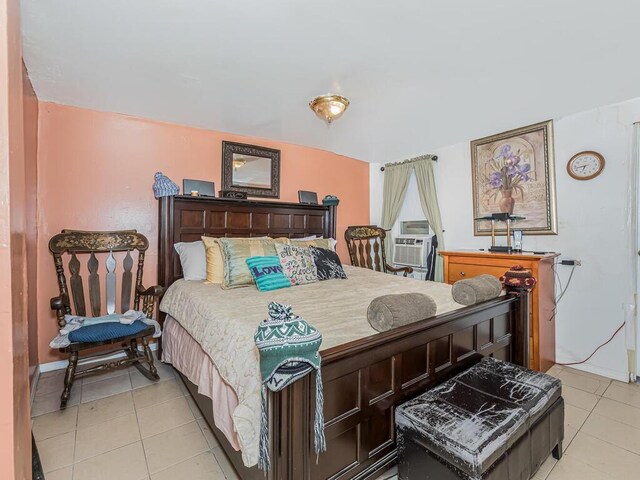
512 292 530 368
157 195 174 295
157 195 174 358
325 204 337 240
272 378 310 479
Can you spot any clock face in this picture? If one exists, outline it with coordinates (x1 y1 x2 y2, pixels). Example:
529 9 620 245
567 151 605 180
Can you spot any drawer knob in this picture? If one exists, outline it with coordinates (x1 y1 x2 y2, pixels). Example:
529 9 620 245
460 271 466 276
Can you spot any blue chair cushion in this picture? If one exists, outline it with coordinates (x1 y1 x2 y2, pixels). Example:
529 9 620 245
68 320 150 343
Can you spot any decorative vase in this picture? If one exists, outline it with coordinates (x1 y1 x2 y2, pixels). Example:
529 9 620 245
499 188 515 214
500 265 537 294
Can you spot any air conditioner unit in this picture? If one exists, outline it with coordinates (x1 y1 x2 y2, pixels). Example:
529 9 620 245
393 235 432 268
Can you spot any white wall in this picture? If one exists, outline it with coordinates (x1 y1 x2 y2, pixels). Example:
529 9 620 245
370 97 640 381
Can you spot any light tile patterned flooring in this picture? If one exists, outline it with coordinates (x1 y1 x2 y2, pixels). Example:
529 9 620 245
32 362 239 480
33 362 640 480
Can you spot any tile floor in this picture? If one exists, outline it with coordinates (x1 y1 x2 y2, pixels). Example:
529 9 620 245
32 361 239 480
32 361 640 480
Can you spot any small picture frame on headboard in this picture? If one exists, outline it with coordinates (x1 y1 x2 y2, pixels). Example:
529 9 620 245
183 179 215 197
298 190 318 205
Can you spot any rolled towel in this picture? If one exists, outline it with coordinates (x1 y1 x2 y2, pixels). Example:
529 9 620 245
452 274 502 305
367 293 437 332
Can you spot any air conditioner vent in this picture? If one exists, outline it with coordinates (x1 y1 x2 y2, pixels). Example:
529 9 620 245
393 235 431 268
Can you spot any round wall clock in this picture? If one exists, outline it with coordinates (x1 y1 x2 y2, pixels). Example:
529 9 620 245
567 151 605 180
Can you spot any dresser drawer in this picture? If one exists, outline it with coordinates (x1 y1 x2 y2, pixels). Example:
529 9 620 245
446 262 511 283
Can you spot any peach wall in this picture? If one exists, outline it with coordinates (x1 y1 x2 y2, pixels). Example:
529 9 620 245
23 61 38 382
37 102 370 363
0 0 33 477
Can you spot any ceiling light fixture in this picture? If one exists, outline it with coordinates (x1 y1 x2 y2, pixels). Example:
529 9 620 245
309 94 350 124
233 158 246 170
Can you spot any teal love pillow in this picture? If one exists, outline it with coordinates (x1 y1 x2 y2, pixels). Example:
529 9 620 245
246 256 292 291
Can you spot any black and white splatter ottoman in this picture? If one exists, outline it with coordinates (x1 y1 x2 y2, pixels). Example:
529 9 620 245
396 357 564 480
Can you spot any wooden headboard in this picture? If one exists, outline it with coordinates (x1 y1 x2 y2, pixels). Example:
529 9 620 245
158 195 337 289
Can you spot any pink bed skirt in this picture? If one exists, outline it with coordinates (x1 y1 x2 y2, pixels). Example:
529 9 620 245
161 315 241 450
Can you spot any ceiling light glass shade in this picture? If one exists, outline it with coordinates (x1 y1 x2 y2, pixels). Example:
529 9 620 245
309 94 350 124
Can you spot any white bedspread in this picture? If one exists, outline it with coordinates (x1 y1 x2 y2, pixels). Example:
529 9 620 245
159 265 464 467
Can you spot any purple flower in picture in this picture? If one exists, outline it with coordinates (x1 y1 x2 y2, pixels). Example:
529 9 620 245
490 171 503 188
517 163 531 181
497 144 512 159
485 142 532 201
505 156 521 175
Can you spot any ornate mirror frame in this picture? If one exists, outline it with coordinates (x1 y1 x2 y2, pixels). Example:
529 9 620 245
221 141 281 198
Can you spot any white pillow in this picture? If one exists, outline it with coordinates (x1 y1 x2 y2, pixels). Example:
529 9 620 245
174 241 207 280
298 235 318 240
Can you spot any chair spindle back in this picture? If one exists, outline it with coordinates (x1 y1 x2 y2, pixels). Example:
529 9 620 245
49 230 150 328
344 225 389 273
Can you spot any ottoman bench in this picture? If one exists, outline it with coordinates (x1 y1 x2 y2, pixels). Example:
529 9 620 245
396 357 563 480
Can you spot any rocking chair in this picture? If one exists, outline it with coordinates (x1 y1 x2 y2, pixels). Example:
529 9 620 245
344 225 413 277
49 230 164 409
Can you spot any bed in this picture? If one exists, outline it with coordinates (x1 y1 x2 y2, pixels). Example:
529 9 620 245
157 195 529 480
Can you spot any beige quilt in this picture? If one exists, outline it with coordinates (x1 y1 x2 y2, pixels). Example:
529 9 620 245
159 266 464 467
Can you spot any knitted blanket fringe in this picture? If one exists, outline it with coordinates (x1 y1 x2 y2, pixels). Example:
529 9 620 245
257 369 327 471
258 384 270 471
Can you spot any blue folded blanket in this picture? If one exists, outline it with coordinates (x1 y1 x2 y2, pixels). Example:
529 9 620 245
49 310 161 348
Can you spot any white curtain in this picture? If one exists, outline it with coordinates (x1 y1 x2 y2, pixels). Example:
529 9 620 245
380 162 413 260
413 156 445 282
380 155 445 281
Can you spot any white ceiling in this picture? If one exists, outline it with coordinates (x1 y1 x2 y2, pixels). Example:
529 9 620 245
20 0 640 163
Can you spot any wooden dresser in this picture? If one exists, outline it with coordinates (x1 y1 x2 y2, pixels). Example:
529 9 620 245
440 250 559 372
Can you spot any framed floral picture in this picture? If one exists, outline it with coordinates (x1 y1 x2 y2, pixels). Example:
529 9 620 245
471 120 558 235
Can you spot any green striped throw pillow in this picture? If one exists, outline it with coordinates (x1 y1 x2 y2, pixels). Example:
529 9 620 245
218 237 288 289
246 256 292 291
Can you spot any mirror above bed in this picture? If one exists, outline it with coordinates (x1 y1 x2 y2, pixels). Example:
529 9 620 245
222 141 281 198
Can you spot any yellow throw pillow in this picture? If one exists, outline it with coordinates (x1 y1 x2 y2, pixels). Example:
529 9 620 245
201 236 225 284
290 238 334 251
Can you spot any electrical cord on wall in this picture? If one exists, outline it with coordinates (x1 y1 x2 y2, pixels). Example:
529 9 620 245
548 261 576 321
555 265 576 305
549 261 627 366
556 322 626 366
548 259 625 367
553 259 562 294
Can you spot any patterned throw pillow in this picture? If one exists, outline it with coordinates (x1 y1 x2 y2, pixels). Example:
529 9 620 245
275 244 319 286
246 256 291 291
309 247 347 281
218 237 289 289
